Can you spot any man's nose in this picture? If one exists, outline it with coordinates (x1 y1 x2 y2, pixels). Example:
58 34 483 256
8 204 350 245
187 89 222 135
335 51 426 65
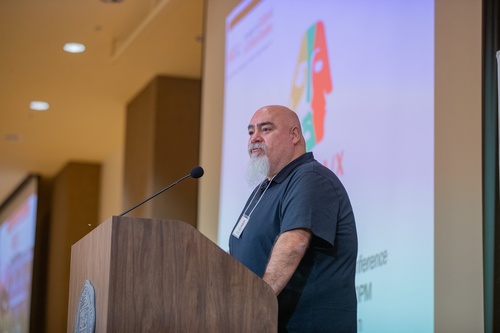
249 131 262 143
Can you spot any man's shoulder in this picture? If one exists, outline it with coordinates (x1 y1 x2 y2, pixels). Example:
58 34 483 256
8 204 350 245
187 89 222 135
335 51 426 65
295 156 337 179
276 152 339 184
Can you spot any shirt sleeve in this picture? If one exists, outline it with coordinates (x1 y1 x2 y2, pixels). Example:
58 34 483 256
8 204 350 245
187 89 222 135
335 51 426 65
279 170 339 247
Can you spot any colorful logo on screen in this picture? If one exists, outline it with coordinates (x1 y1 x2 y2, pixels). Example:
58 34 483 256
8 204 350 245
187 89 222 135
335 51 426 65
290 21 332 151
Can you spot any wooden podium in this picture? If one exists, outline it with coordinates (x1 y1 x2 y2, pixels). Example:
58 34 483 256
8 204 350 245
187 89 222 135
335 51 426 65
67 216 278 332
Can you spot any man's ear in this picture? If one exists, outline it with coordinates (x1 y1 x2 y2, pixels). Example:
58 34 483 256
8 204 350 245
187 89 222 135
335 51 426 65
290 126 301 144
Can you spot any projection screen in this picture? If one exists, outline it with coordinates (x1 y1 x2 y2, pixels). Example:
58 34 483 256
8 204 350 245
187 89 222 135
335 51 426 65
217 1 434 332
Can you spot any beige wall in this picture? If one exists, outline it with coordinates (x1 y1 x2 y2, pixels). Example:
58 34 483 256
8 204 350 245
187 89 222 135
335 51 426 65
434 0 484 331
197 0 239 242
99 147 124 222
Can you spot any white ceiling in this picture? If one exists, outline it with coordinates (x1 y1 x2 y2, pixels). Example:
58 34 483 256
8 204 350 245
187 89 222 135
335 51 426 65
0 0 204 203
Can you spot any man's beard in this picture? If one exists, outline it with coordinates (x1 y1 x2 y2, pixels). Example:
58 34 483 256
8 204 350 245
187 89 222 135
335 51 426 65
246 144 270 186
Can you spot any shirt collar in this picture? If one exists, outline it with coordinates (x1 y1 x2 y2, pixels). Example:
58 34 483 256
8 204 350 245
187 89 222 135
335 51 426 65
271 152 314 184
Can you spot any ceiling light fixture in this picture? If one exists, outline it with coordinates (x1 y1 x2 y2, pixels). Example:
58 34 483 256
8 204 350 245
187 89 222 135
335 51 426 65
63 42 86 53
30 101 50 111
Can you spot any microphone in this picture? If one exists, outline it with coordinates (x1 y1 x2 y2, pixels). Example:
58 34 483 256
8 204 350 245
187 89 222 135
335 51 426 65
119 166 204 217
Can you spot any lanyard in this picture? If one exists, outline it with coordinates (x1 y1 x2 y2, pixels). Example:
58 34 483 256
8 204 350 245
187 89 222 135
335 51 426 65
243 177 274 218
232 176 275 239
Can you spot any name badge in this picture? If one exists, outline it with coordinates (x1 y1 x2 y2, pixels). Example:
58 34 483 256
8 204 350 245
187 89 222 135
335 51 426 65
232 215 250 238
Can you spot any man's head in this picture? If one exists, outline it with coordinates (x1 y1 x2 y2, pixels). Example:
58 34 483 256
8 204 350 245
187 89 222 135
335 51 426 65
247 105 305 182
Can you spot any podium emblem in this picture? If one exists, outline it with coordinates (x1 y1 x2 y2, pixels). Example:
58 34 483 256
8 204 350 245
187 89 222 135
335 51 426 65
74 280 96 333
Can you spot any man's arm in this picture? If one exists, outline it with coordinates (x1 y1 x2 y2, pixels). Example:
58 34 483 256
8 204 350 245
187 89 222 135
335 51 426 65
263 228 312 295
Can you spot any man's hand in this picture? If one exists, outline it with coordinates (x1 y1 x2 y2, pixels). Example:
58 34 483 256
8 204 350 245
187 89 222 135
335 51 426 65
263 228 312 295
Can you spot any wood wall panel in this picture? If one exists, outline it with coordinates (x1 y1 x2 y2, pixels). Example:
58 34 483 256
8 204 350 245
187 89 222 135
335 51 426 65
123 76 201 226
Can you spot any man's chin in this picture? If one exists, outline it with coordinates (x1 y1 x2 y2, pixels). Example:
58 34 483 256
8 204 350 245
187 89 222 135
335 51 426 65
249 152 265 159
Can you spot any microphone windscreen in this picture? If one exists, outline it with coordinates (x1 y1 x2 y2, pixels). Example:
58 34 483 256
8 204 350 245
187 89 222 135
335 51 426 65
190 166 204 179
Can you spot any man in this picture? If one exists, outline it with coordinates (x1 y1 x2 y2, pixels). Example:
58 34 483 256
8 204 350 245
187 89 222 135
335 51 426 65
229 105 358 332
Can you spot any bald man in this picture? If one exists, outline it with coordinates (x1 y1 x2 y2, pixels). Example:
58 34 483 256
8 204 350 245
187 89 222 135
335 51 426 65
229 105 358 333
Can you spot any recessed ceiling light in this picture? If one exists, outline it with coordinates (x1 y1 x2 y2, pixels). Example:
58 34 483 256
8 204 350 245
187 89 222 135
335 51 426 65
30 101 50 111
63 42 86 53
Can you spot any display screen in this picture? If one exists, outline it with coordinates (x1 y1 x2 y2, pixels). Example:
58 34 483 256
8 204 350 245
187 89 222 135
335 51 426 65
218 1 434 331
0 176 39 332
